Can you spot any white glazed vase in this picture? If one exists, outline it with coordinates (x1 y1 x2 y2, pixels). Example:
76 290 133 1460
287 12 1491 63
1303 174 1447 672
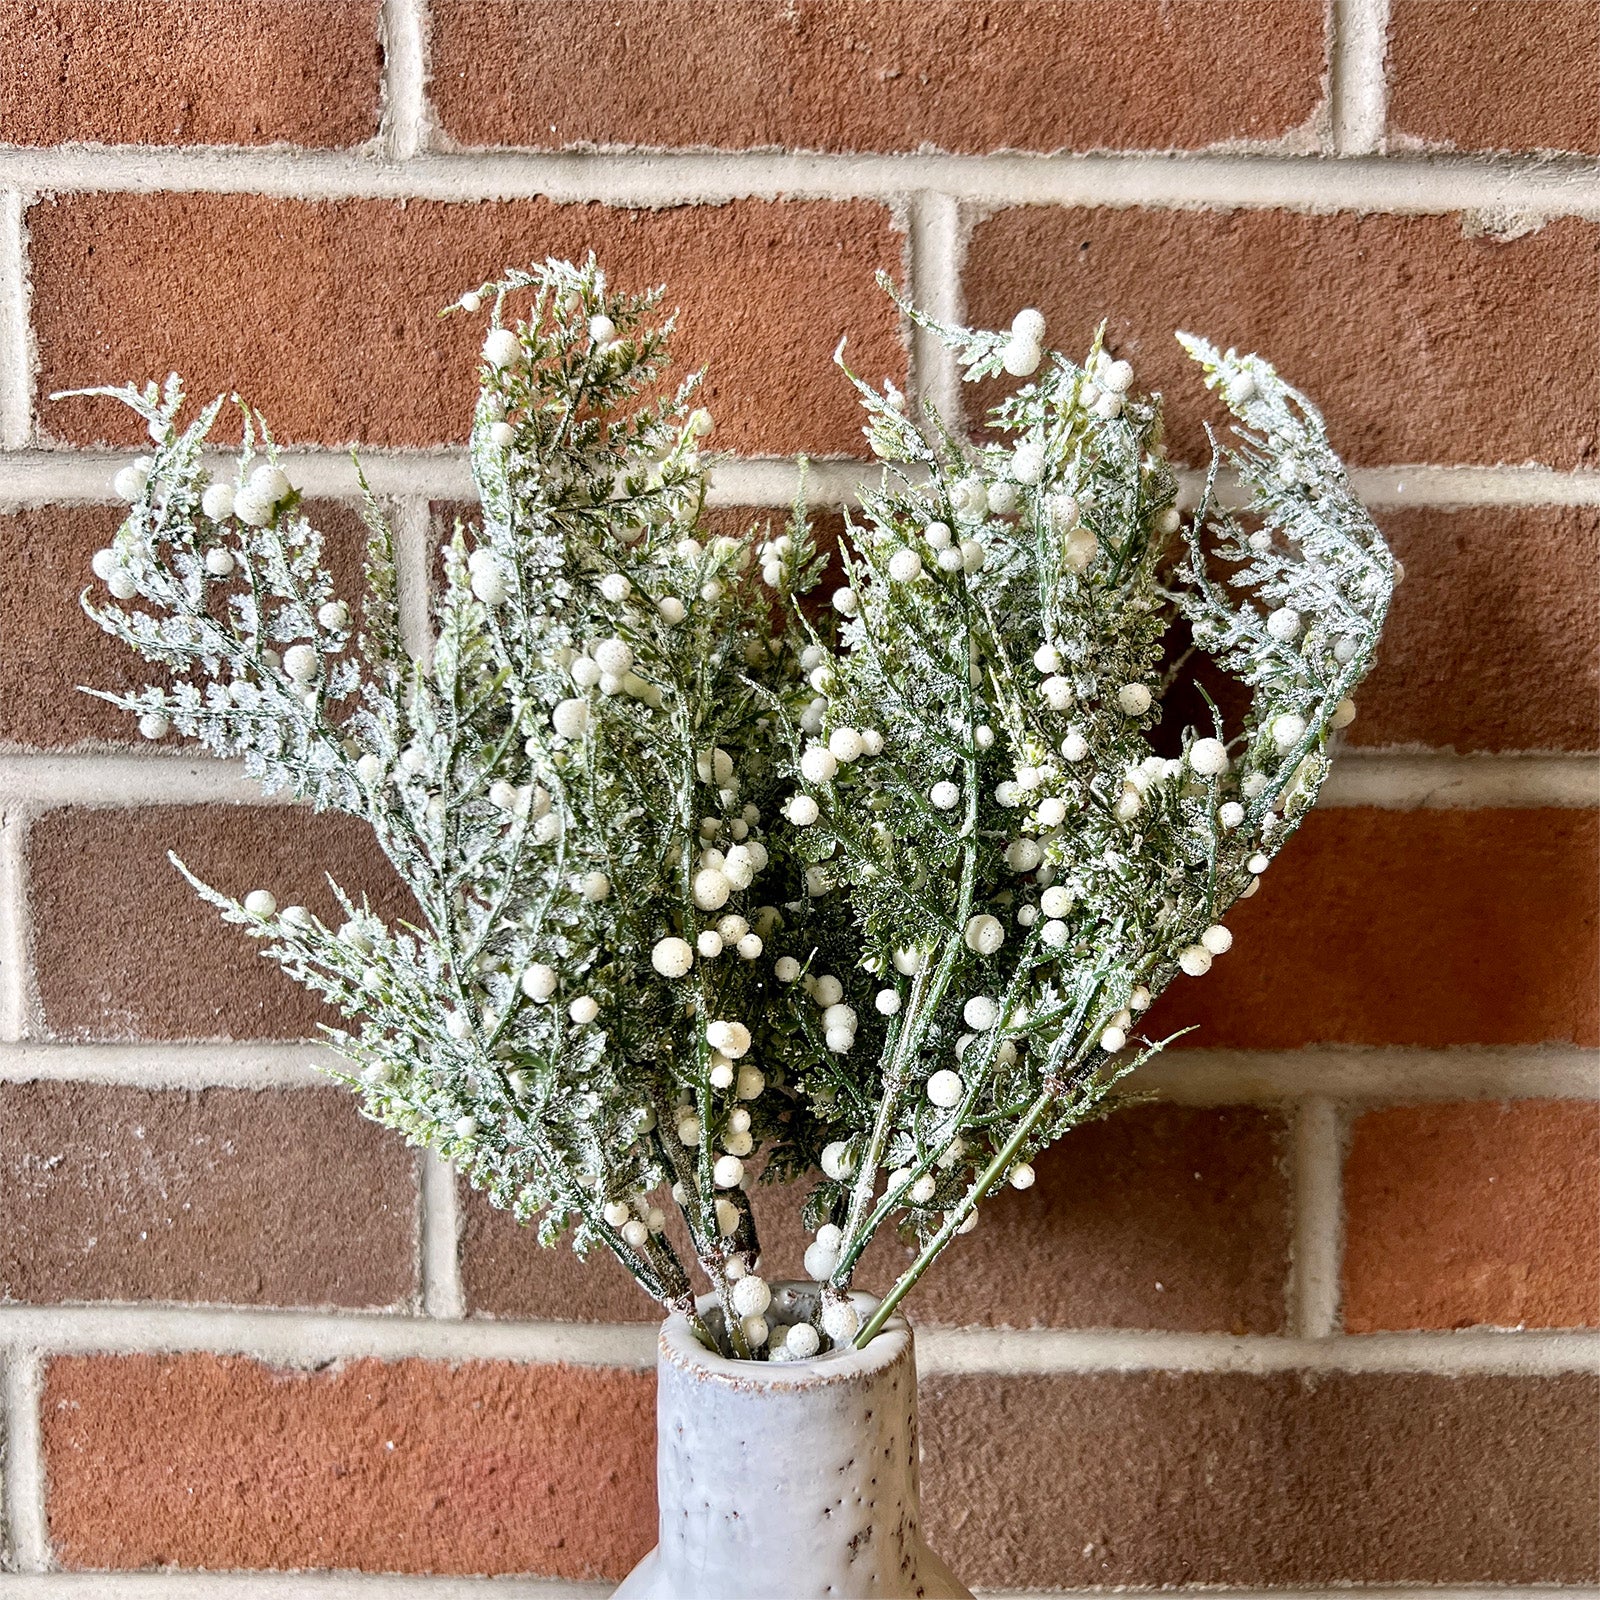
615 1283 971 1600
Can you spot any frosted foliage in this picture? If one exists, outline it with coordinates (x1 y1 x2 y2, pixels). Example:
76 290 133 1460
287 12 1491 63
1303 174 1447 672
71 260 1391 1356
757 279 1392 1341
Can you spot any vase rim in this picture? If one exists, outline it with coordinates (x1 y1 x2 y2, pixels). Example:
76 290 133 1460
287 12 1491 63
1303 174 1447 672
659 1282 910 1389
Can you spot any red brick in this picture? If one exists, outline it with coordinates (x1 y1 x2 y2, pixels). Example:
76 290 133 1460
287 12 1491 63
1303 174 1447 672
41 1354 655 1576
0 499 372 749
432 0 1325 154
1388 0 1600 155
41 1356 1596 1583
31 193 905 457
1350 505 1600 752
1153 808 1599 1048
921 1370 1599 1586
1343 1099 1600 1332
460 1181 660 1324
905 1105 1290 1331
28 804 414 1040
963 207 1600 468
0 0 381 148
0 1082 416 1308
462 1106 1291 1334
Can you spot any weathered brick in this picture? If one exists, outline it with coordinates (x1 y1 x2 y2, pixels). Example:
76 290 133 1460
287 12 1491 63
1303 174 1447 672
963 207 1600 468
41 1354 656 1576
1153 808 1599 1048
1343 1099 1600 1332
1387 0 1600 155
1350 505 1600 752
0 498 372 749
0 0 382 147
921 1370 1599 1587
31 194 905 457
462 1105 1292 1333
432 0 1325 154
0 1082 416 1308
28 804 413 1040
40 1356 1597 1583
905 1105 1290 1331
460 1179 659 1324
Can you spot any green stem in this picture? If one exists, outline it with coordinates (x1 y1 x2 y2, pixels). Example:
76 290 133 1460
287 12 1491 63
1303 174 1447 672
854 1084 1058 1348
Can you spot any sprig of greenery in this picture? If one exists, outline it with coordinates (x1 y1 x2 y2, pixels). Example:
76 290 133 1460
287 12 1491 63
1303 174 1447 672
66 258 826 1353
760 289 1394 1343
72 262 1392 1359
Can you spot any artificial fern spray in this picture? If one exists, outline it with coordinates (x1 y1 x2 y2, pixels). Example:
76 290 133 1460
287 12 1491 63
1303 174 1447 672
71 257 1392 1358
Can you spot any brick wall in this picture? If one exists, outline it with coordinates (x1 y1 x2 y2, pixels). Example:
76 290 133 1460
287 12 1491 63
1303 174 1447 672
1 1 1597 1594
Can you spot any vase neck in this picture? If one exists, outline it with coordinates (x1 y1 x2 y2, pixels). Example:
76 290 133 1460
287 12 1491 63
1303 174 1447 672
647 1290 931 1599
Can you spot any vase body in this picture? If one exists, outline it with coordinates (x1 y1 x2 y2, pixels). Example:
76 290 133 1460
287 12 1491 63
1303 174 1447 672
614 1283 970 1600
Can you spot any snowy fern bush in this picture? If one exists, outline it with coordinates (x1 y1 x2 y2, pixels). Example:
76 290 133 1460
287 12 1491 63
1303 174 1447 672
70 257 1392 1359
759 281 1395 1345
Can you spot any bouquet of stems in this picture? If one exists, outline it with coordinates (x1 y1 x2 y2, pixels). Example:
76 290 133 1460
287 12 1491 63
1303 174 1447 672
71 257 1392 1359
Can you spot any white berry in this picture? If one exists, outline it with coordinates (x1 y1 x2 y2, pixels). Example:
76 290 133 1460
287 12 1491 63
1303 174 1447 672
482 327 521 369
552 698 590 738
1266 607 1302 642
201 483 235 521
821 1141 856 1180
706 1019 751 1057
520 962 558 1000
821 1298 859 1342
800 744 839 784
651 937 693 978
803 1242 839 1283
785 1321 821 1359
962 995 997 1030
731 1275 771 1318
1271 712 1307 750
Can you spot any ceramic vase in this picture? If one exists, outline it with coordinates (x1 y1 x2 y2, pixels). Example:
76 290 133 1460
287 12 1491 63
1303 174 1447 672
614 1283 970 1600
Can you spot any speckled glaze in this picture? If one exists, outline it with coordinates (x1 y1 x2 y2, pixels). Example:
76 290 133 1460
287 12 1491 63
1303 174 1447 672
614 1284 970 1600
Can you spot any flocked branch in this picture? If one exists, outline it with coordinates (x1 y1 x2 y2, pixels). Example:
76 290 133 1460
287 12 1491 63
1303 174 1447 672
70 260 1393 1359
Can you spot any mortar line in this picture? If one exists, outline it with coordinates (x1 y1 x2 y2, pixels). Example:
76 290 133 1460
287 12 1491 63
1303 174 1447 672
906 190 964 427
4 1040 1595 1104
0 191 30 450
1 146 1596 217
1313 751 1600 811
391 495 435 658
1330 0 1392 156
0 752 293 808
7 451 1600 511
1 1347 49 1572
0 1579 608 1599
0 749 1589 814
0 805 33 1043
378 0 430 163
1290 1098 1346 1339
1131 1045 1600 1106
420 1153 465 1320
0 1041 331 1089
0 1304 1591 1375
0 1586 1592 1600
